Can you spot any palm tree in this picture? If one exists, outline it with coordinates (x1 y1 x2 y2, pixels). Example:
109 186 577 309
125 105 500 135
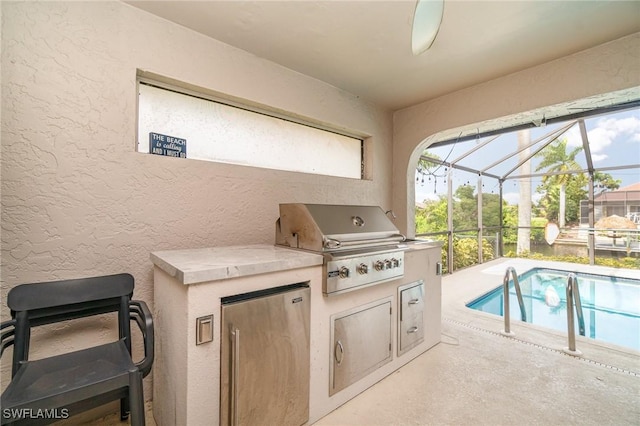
517 130 531 254
417 151 442 178
535 139 582 228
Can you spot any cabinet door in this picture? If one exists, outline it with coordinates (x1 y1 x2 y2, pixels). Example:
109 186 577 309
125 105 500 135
399 281 425 355
331 298 392 395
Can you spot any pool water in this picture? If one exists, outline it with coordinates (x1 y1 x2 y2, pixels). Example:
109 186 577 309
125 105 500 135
466 268 640 351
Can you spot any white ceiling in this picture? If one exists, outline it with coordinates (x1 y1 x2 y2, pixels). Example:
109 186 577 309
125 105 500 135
127 0 640 111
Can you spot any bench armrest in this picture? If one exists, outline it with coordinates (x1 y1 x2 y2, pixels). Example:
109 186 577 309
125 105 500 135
129 300 154 378
1 319 16 357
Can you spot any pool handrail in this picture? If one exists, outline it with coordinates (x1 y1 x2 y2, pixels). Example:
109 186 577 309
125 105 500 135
502 266 526 336
565 272 586 355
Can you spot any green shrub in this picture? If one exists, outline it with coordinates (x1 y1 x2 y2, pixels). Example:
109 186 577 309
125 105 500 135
441 237 495 271
531 217 548 243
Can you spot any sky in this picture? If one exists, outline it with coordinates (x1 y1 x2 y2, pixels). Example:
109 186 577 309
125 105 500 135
415 107 640 205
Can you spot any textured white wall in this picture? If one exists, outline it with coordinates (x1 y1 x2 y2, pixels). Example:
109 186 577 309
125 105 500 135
393 33 640 237
0 0 392 399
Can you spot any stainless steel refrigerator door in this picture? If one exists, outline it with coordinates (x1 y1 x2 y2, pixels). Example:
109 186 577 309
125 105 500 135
220 285 310 426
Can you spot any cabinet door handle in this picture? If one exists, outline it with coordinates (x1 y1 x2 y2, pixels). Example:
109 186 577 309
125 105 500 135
407 326 419 334
335 340 344 365
230 328 240 426
408 298 420 305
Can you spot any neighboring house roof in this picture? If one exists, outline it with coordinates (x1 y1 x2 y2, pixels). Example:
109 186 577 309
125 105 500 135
594 182 640 202
618 182 640 191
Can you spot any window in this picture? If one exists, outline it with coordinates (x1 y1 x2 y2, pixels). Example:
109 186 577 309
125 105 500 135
137 80 364 179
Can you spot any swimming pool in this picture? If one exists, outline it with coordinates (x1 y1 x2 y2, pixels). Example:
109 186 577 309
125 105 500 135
466 268 640 351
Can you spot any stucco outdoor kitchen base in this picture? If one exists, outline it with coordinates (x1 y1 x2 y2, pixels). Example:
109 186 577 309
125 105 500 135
92 260 638 426
150 243 442 425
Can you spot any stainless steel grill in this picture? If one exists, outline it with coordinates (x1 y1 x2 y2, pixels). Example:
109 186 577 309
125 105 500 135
275 203 406 296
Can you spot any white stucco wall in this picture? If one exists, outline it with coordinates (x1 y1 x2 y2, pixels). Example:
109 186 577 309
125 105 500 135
0 0 392 399
393 32 640 237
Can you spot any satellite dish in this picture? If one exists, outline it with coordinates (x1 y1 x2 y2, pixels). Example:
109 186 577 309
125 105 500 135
545 223 560 245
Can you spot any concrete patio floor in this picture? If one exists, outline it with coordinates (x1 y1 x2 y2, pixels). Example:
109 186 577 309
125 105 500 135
314 318 639 425
94 258 639 425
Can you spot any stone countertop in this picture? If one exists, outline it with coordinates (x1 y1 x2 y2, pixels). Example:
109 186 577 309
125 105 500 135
399 239 443 251
150 244 323 285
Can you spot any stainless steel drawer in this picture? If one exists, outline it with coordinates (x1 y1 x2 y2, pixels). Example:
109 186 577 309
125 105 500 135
398 280 425 355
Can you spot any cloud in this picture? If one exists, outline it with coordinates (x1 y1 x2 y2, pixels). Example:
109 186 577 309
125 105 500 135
565 123 614 153
591 153 608 162
587 127 615 153
503 192 520 205
599 116 640 141
565 126 583 148
565 115 640 162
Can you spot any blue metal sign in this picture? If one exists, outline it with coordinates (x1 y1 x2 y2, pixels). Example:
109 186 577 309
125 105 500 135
149 132 187 158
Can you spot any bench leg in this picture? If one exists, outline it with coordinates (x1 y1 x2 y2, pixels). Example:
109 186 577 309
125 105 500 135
128 369 145 426
120 395 130 421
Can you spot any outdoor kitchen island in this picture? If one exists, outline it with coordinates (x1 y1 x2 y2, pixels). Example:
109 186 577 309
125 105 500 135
151 240 442 426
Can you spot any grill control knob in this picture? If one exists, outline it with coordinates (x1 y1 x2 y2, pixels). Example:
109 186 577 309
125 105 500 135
384 259 392 269
374 260 385 271
391 258 400 268
338 266 350 279
357 263 369 275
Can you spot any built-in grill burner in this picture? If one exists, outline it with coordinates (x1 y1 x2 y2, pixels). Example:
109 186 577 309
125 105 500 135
275 203 406 296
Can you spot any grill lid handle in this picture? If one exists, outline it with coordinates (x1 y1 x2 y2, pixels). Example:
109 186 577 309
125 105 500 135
322 234 406 251
324 238 342 249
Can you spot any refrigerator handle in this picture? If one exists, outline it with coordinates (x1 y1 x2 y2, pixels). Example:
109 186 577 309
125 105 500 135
230 327 240 426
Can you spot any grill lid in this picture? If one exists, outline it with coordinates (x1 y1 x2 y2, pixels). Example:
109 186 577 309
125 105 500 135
275 203 405 252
